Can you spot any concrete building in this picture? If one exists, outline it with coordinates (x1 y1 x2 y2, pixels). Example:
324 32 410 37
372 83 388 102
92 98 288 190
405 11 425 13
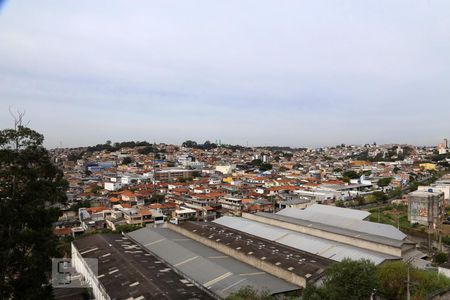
104 181 122 191
71 234 213 300
154 168 193 182
408 190 444 228
211 205 426 268
215 164 236 175
128 226 309 296
418 185 450 202
218 196 243 211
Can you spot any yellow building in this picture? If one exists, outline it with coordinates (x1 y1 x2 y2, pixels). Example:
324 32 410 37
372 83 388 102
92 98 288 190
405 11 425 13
419 163 437 171
223 177 233 183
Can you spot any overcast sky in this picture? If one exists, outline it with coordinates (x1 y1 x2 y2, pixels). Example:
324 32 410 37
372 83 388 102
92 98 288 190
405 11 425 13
1 1 450 148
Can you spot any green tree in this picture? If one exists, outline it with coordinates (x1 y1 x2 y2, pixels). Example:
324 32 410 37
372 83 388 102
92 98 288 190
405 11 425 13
377 177 393 187
182 140 198 148
251 159 263 166
335 200 344 207
226 286 273 300
372 191 388 203
146 194 165 204
377 260 450 300
388 187 402 199
302 284 328 300
0 120 67 299
376 260 408 299
137 146 154 155
259 163 273 172
434 252 448 264
121 156 133 165
343 170 360 179
323 259 377 300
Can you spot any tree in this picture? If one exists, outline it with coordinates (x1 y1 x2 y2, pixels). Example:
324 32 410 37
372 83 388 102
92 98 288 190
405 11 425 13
335 200 344 207
343 170 359 179
259 163 272 172
377 177 393 187
182 140 197 148
121 156 133 165
388 187 402 199
377 260 450 300
303 259 378 300
434 252 448 265
372 191 388 203
226 286 273 300
0 119 68 299
376 260 407 299
67 151 83 162
137 146 154 155
250 159 263 166
302 284 328 300
146 194 165 204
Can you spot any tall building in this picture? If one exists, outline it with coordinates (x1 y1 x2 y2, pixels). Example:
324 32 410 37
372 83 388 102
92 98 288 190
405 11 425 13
408 190 444 228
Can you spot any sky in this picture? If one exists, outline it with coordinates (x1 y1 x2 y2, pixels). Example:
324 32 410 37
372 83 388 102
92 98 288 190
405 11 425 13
1 1 450 148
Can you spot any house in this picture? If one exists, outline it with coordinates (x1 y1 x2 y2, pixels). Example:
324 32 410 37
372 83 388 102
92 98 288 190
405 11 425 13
171 207 197 223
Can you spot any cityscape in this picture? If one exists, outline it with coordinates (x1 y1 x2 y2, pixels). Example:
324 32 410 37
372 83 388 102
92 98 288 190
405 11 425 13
2 1 450 300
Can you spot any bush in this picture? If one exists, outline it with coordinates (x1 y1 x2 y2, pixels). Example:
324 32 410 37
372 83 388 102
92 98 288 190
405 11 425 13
434 252 448 264
442 236 450 246
335 200 344 207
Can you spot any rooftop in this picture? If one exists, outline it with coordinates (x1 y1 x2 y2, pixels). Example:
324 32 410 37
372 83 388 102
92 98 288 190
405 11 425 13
304 204 370 220
255 211 411 248
214 216 398 265
409 190 444 197
73 234 212 300
127 227 300 298
179 221 330 281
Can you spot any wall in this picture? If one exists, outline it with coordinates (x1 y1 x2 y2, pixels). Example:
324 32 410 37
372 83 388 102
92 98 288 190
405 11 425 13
168 223 307 287
71 243 109 300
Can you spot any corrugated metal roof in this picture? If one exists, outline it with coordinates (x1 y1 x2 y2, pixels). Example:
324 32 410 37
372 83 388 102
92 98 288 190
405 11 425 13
127 227 298 298
258 212 408 247
277 207 406 241
303 204 370 220
214 216 397 265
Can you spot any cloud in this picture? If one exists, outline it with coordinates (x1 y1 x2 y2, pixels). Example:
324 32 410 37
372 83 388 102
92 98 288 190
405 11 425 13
0 0 450 147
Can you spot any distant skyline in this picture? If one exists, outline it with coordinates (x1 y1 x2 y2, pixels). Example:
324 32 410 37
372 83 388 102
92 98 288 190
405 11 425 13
1 1 450 148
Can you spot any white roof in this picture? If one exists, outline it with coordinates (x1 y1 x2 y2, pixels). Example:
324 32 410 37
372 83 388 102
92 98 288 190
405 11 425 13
277 207 406 241
304 204 370 220
175 207 196 214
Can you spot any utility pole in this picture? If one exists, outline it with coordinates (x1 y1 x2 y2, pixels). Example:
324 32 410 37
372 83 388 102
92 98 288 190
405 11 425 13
406 263 411 300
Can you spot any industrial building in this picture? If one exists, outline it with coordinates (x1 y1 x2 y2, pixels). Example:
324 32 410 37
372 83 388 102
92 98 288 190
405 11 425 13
408 190 444 228
213 204 426 267
71 204 429 299
71 234 213 300
154 168 193 182
127 226 302 298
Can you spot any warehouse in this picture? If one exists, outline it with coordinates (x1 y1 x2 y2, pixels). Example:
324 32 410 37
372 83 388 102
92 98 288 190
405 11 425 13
242 205 418 258
71 234 213 300
127 227 301 298
214 215 397 265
